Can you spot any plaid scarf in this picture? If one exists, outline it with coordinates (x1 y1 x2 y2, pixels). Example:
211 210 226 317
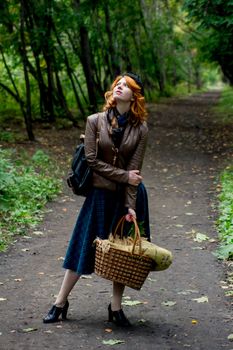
107 108 129 148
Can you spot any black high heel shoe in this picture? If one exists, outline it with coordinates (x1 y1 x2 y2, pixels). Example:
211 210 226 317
108 304 131 327
43 300 69 323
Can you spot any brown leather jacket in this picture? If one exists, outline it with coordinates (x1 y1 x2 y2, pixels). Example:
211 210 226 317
84 111 148 210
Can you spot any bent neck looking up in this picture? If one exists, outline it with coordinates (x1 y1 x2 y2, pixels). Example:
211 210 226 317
114 100 131 116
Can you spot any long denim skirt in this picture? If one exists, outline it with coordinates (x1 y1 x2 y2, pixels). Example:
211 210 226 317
63 183 150 275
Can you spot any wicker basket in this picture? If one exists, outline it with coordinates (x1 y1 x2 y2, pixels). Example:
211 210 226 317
94 216 154 290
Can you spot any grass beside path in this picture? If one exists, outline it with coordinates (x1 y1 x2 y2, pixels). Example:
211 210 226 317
0 149 62 251
214 87 233 260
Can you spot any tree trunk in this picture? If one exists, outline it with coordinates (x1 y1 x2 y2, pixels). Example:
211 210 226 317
194 65 202 90
67 31 93 105
53 27 85 117
103 3 120 78
138 0 166 93
73 0 97 112
42 0 55 122
54 70 78 124
24 1 51 120
20 1 35 141
79 26 97 112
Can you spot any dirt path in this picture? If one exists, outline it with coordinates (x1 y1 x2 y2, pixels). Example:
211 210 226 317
0 92 232 350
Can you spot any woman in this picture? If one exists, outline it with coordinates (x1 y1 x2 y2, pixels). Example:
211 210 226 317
43 72 150 327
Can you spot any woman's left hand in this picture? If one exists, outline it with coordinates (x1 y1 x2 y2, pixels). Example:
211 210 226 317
126 208 136 222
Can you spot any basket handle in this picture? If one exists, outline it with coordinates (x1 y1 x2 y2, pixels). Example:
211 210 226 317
113 216 142 255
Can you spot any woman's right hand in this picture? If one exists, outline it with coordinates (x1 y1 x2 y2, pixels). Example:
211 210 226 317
128 170 142 186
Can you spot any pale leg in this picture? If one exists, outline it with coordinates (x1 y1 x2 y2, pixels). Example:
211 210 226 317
55 269 80 307
111 282 125 311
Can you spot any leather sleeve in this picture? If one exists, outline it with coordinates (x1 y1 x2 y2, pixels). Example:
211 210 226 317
85 114 129 183
125 122 148 210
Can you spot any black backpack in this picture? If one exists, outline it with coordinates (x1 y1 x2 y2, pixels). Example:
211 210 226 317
67 114 102 196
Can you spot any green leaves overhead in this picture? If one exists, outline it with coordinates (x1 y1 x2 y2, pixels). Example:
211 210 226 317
183 0 233 84
0 0 224 139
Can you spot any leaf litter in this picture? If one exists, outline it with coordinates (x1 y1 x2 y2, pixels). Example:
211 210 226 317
122 300 144 306
194 233 210 242
161 301 177 307
192 296 209 303
102 339 125 345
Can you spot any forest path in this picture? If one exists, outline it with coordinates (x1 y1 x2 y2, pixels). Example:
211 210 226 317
0 91 232 350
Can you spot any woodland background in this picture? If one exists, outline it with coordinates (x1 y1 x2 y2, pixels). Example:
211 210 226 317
0 0 232 140
0 0 233 259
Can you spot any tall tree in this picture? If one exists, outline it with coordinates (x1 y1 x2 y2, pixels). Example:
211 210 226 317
184 0 233 85
20 0 35 140
73 0 97 112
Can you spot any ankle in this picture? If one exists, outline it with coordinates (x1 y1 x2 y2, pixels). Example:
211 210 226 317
110 302 121 312
54 299 67 308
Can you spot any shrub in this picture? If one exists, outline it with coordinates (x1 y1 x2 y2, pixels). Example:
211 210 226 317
0 149 62 251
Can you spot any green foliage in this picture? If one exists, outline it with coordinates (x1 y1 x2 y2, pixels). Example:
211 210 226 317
213 87 233 124
0 0 227 138
0 131 15 142
128 221 146 238
0 148 62 251
183 0 233 84
216 166 233 260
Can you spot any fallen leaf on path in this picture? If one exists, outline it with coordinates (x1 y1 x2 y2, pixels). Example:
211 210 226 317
33 231 44 236
147 277 157 282
221 285 228 290
194 233 210 242
192 296 208 303
186 229 196 235
177 289 199 295
138 319 146 323
22 328 37 333
209 239 217 243
122 300 143 306
104 328 113 333
191 319 198 324
225 290 233 297
227 334 233 341
161 301 177 307
102 339 125 345
175 224 184 228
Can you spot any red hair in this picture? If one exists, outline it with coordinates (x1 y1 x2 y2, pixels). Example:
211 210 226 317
103 75 147 123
